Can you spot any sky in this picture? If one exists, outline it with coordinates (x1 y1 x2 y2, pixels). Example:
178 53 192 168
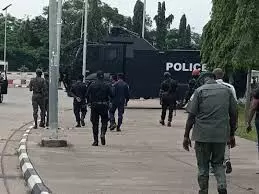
1 0 212 33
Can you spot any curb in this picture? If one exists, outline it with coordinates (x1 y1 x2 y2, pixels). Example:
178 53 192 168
18 125 51 194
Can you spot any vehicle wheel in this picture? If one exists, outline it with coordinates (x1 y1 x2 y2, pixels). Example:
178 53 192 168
0 95 3 103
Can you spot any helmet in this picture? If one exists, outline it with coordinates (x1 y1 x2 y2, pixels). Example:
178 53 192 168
192 69 200 76
36 68 43 75
97 70 104 79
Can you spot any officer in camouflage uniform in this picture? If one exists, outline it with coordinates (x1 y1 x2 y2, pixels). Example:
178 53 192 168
44 72 49 127
29 69 46 129
86 71 113 146
183 72 238 194
159 72 178 127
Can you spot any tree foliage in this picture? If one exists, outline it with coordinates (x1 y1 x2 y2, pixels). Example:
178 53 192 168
154 1 174 50
201 0 259 71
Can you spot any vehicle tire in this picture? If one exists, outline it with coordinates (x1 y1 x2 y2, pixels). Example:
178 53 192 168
0 94 3 103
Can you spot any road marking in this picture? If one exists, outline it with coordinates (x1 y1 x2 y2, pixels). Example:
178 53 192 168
20 139 26 144
28 175 42 190
18 145 26 152
22 162 33 173
19 153 28 161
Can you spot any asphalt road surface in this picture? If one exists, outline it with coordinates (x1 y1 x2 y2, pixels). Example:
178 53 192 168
0 88 33 193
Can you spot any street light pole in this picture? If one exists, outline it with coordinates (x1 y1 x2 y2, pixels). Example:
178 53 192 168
2 4 12 70
141 0 146 38
82 0 88 83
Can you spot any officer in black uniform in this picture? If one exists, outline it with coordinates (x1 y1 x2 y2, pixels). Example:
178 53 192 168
87 71 113 146
159 72 178 127
109 73 130 132
70 75 88 127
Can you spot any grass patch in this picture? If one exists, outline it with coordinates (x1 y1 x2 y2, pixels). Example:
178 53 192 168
236 105 257 141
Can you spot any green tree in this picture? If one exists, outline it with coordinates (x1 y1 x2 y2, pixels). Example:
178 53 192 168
132 0 152 36
132 0 144 36
185 24 191 48
88 0 103 42
154 1 174 50
231 0 259 69
178 14 187 48
201 0 238 71
165 29 179 49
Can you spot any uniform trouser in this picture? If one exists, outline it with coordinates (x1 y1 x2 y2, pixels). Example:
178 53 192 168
32 95 45 122
45 98 49 125
195 142 226 194
109 103 125 127
224 145 230 162
90 104 109 143
73 102 87 124
161 103 174 122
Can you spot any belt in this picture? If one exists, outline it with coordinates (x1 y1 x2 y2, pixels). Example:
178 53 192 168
92 102 109 105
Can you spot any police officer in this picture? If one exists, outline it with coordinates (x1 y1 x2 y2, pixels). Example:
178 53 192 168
183 72 237 194
29 69 46 129
70 75 88 127
213 68 237 174
108 74 118 128
86 71 113 146
159 72 178 127
109 73 130 132
44 72 49 127
185 69 200 104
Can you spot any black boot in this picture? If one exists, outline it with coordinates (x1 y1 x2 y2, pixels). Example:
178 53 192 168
75 121 81 128
92 126 99 146
92 141 98 146
101 124 107 145
34 120 38 129
110 122 117 131
225 160 232 174
160 120 165 126
81 119 85 127
167 122 171 127
92 135 98 146
39 121 45 128
100 135 106 145
116 125 121 132
218 189 227 194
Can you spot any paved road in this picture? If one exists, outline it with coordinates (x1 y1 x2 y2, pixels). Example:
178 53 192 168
27 106 259 194
0 88 71 193
0 88 32 193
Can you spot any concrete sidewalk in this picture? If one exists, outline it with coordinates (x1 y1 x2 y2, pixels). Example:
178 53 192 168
27 109 258 194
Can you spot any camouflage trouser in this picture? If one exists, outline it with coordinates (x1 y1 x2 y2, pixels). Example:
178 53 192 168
32 95 45 122
195 142 226 194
